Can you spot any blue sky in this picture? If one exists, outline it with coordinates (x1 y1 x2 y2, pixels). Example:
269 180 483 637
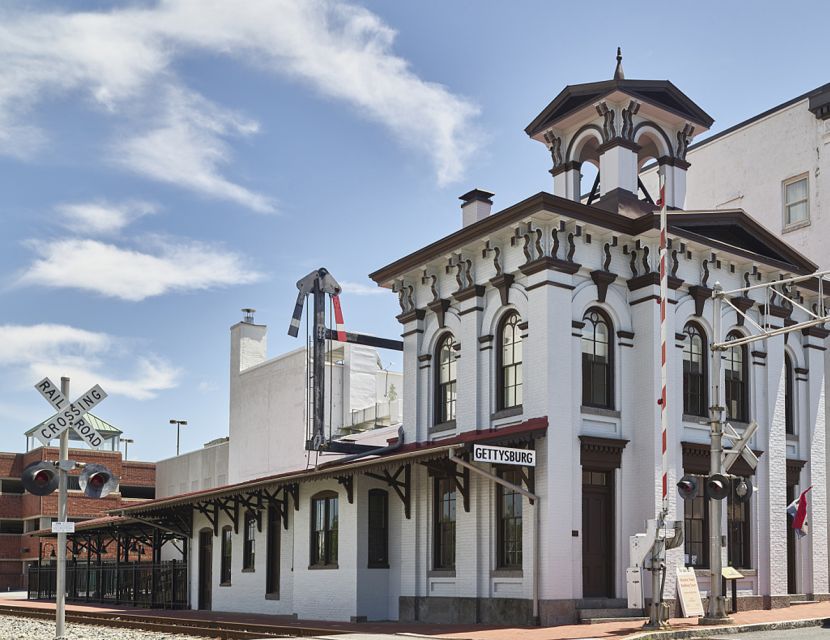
1 0 826 462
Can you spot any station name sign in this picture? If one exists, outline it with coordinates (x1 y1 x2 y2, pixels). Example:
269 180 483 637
472 444 535 467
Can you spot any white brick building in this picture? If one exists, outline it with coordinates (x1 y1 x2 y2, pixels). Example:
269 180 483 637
113 61 829 625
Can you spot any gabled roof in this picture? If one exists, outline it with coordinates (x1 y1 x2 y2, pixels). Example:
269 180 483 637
525 79 714 137
25 412 121 439
369 193 817 285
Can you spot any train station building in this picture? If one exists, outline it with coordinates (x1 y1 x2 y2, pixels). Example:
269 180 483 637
40 60 830 625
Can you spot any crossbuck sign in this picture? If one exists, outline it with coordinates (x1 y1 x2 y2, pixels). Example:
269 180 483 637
33 377 107 449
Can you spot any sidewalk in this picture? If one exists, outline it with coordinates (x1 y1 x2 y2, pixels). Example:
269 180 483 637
2 597 830 639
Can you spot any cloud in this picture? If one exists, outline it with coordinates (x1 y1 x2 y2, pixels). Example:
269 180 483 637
0 0 480 191
115 88 276 214
57 200 158 235
18 237 264 301
339 280 385 296
0 324 180 400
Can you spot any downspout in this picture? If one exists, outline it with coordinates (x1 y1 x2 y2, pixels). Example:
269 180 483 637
316 426 405 468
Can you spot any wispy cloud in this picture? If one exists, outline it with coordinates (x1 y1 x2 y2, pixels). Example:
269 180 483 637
0 324 180 400
339 280 384 296
116 88 276 214
0 0 480 196
57 200 158 235
19 237 264 301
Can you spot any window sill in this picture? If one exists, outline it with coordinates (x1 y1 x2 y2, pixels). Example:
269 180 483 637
683 414 709 425
782 220 810 234
786 433 798 441
728 419 751 430
491 406 522 421
691 568 756 577
581 406 620 418
428 569 456 578
429 420 456 435
265 592 280 600
219 581 232 587
491 569 523 578
241 567 255 573
308 563 339 570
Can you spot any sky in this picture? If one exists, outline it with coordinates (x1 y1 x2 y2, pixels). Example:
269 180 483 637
0 0 827 462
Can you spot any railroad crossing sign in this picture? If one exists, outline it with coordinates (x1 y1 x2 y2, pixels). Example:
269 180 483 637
722 420 758 473
32 377 107 449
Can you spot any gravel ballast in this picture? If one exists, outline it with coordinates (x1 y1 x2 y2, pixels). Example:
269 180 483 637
0 614 200 640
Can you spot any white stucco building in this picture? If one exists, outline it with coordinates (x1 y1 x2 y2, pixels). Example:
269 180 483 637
642 83 830 269
110 61 829 626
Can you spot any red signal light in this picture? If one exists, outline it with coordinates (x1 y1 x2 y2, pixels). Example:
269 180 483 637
33 470 52 487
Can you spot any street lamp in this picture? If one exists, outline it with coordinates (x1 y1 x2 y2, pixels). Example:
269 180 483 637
121 438 134 460
169 420 187 456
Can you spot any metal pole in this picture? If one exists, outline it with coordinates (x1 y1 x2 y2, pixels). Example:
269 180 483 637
176 424 180 456
55 376 69 640
312 274 326 448
703 283 730 623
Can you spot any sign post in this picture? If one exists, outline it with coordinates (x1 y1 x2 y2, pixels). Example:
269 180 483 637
30 376 107 640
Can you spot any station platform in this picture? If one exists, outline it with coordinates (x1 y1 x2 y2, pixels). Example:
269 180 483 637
3 596 830 639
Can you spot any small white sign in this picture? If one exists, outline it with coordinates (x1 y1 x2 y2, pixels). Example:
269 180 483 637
51 521 75 534
472 444 536 467
676 566 704 617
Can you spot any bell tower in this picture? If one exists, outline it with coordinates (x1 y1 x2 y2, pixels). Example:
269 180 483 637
525 49 714 215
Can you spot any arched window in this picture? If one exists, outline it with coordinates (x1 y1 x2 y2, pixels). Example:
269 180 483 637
683 323 708 417
784 354 795 435
435 334 457 424
725 332 749 422
497 312 523 410
581 309 613 408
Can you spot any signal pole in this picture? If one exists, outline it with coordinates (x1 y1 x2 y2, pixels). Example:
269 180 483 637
702 285 729 623
55 377 69 640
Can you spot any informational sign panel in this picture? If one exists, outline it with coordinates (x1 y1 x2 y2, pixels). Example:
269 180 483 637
51 521 75 534
676 566 704 617
472 444 535 467
722 566 743 580
33 378 106 448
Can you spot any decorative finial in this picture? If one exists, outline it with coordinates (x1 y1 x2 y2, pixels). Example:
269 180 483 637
614 46 624 80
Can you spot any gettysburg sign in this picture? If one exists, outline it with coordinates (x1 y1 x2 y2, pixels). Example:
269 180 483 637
33 377 107 448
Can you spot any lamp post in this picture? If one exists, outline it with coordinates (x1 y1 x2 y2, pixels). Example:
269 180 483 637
169 420 187 456
121 438 134 460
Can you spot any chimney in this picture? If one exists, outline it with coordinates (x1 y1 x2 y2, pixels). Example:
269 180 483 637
459 189 494 227
231 308 267 375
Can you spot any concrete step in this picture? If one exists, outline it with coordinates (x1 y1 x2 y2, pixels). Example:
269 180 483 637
790 599 816 605
578 607 646 623
575 597 628 609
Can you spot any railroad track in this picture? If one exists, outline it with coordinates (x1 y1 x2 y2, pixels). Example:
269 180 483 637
0 603 345 639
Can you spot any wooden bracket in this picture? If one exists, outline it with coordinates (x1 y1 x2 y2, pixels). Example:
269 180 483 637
366 464 411 519
337 475 354 504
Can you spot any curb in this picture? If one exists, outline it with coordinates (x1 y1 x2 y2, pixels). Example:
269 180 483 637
625 616 830 639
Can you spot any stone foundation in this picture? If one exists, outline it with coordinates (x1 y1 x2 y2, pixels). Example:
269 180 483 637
399 596 535 625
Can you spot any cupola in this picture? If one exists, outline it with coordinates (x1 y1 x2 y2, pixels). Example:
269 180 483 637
525 49 714 215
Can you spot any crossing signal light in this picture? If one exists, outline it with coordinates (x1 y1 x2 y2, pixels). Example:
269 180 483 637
79 464 119 499
733 476 754 503
22 461 59 496
677 475 699 500
706 473 731 500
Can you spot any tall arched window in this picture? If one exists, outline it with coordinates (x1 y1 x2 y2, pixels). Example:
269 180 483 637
435 334 457 424
581 309 613 408
784 353 795 435
498 312 523 410
683 323 708 417
725 331 749 422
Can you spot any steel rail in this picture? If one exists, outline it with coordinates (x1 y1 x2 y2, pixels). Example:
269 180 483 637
0 604 345 638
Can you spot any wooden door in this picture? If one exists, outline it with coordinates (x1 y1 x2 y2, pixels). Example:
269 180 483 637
198 530 212 610
582 469 614 598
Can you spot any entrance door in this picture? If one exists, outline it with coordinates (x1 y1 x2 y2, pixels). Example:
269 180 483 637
198 529 212 610
786 486 797 594
582 469 614 598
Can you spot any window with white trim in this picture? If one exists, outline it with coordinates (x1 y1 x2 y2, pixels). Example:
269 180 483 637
783 175 809 228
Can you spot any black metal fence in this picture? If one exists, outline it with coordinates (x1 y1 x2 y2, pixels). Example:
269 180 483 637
28 560 188 609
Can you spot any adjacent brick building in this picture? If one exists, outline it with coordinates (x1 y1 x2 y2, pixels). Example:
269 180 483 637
0 423 155 590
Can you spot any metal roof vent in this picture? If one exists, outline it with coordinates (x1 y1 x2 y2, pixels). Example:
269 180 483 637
241 308 256 323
